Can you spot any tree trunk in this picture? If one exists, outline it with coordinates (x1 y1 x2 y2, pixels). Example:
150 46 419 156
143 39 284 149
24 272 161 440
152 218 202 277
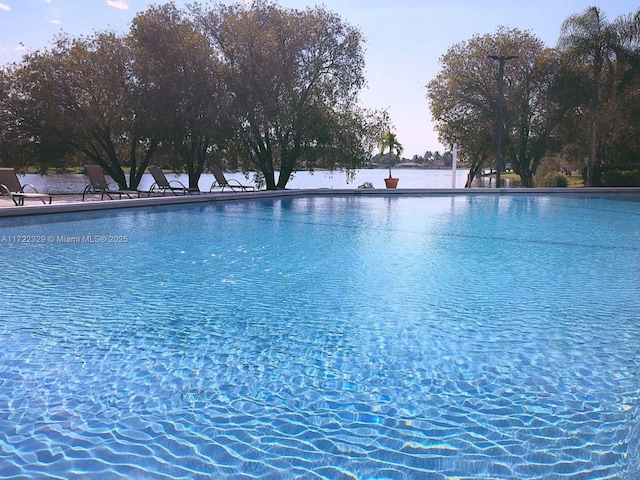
465 153 486 188
177 138 206 190
586 62 601 188
277 153 295 189
520 170 534 188
277 168 293 189
586 116 597 187
191 154 204 190
128 138 157 190
256 151 277 190
276 144 300 189
100 135 128 190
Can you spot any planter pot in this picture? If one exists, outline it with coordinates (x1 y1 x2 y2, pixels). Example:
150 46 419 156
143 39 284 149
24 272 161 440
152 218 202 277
384 177 399 189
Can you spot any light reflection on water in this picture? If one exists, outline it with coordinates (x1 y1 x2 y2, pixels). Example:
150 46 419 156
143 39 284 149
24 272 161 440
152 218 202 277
3 194 634 479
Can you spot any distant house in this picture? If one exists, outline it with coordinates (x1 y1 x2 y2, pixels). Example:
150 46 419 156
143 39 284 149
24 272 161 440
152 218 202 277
396 162 422 168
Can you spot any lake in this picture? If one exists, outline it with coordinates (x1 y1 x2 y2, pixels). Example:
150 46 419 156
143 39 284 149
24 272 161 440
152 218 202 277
19 168 493 194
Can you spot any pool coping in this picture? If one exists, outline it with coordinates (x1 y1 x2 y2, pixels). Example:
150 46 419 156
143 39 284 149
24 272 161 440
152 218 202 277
1 187 640 218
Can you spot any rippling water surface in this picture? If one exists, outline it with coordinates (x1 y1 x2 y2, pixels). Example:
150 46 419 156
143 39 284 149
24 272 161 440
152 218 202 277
1 194 639 479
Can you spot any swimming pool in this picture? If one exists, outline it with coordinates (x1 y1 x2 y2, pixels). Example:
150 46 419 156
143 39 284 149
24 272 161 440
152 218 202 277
1 194 639 479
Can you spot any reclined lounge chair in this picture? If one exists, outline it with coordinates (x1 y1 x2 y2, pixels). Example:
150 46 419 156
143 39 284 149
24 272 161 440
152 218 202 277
0 168 52 206
209 165 256 193
148 166 199 196
82 165 139 201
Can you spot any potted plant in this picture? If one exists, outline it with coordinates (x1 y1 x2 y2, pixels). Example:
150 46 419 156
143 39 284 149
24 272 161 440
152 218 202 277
377 130 403 188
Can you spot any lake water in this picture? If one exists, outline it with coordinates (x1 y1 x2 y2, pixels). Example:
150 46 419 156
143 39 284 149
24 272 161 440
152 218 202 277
20 168 489 193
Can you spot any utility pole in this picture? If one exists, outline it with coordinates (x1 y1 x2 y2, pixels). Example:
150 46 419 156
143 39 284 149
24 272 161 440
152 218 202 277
488 55 516 188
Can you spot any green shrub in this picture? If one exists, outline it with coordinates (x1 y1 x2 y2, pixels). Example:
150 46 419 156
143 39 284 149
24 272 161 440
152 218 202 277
602 169 640 187
536 172 569 187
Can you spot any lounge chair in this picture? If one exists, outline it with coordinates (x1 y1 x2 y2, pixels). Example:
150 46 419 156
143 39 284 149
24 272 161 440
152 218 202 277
148 166 199 196
82 165 139 201
0 168 52 206
209 165 256 193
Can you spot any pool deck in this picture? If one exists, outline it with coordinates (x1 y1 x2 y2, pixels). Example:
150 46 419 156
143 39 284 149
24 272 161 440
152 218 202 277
1 187 640 218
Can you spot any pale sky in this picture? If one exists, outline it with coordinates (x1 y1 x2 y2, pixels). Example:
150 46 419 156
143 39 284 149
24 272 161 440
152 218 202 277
0 0 637 157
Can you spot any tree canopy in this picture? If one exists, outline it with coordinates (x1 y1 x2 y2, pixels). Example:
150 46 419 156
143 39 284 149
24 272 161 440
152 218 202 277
128 2 231 189
193 1 379 189
0 1 385 190
427 28 565 187
427 6 640 187
558 6 639 186
5 32 158 189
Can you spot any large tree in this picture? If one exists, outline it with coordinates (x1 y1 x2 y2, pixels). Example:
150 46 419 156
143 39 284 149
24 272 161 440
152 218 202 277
2 59 79 172
426 28 561 187
558 6 625 186
593 8 640 184
194 1 376 190
7 32 156 189
503 43 565 187
426 31 507 187
128 2 231 190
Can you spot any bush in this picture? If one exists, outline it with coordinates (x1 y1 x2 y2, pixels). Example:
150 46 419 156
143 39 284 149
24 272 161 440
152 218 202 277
602 169 640 187
536 172 568 187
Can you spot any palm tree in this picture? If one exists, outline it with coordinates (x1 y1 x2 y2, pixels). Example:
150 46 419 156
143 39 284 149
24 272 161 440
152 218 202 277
558 6 620 186
377 130 404 179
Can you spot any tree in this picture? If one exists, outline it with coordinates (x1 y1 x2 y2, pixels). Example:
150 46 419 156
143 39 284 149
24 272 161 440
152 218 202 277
558 6 623 186
426 28 561 187
194 1 376 190
427 31 505 186
2 59 79 172
503 44 565 187
128 2 231 190
0 68 11 164
8 32 157 189
591 8 640 184
377 130 403 178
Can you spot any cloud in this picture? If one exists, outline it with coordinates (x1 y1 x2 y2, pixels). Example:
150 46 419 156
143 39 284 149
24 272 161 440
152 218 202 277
49 19 61 24
106 0 129 10
0 3 11 12
0 44 25 54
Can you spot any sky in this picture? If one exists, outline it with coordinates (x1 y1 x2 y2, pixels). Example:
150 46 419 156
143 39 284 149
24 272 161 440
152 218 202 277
1 0 638 158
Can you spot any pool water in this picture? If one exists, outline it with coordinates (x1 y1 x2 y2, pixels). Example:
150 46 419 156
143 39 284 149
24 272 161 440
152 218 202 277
1 194 639 479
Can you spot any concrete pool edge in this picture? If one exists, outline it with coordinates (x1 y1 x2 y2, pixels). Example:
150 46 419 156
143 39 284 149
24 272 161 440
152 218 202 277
1 187 640 218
